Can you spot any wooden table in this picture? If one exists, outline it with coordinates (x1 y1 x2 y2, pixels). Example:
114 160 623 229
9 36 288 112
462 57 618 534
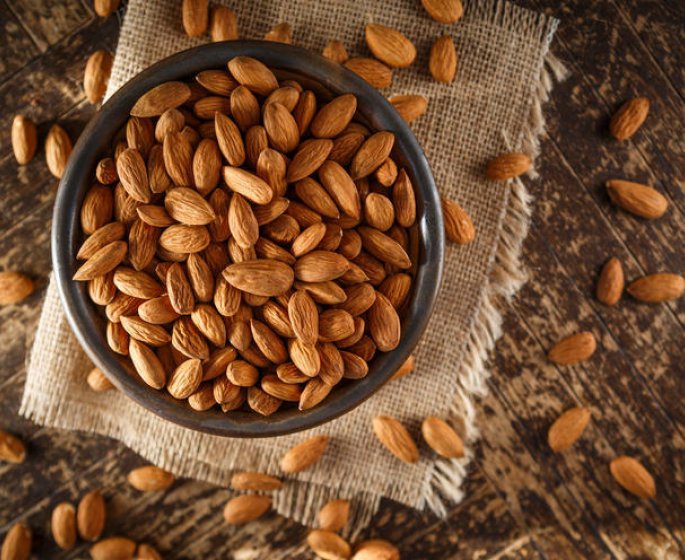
1 1 683 558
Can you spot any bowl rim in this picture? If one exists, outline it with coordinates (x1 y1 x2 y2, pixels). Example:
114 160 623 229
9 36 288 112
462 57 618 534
52 40 444 438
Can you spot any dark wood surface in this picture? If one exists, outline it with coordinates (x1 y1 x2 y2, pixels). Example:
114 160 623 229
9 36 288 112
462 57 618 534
1 1 683 558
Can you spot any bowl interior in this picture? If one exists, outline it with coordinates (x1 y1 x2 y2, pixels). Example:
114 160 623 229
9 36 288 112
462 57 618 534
53 41 444 437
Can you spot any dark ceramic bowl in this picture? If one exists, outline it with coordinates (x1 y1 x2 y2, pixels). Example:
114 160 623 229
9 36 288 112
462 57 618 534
53 41 444 438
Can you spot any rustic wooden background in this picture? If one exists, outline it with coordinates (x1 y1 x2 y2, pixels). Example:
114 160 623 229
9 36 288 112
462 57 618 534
1 0 683 558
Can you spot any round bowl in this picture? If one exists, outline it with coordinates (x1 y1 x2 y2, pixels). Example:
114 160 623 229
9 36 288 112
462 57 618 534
53 41 444 437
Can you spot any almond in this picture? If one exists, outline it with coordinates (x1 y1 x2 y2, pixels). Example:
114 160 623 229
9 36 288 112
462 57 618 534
352 252 386 285
364 193 395 231
228 56 279 96
250 320 288 363
187 253 215 302
195 70 237 97
287 139 334 183
626 273 684 303
155 108 185 142
231 86 261 132
367 292 400 351
256 148 288 197
126 116 155 157
87 367 115 392
294 251 349 283
209 5 237 41
548 331 597 365
421 416 464 458
130 81 192 117
159 224 210 253
372 415 418 463
88 273 117 306
246 386 282 415
605 179 668 219
51 502 77 550
172 317 209 359
299 377 333 411
127 465 175 491
390 354 415 381
230 471 282 491
338 283 376 316
389 95 428 123
346 337 376 362
357 227 411 269
293 90 317 136
223 259 294 297
318 499 350 532
610 97 649 141
280 434 329 473
113 267 164 299
596 257 624 306
295 281 347 305
0 429 26 463
73 240 127 281
365 24 416 68
547 406 591 452
226 360 259 386
84 50 113 103
77 490 105 541
292 222 327 257
163 131 194 186
223 495 271 524
182 0 208 36
421 0 463 23
319 161 361 219
295 178 340 219
441 197 475 244
193 138 222 195
323 40 349 64
81 184 113 234
94 0 120 17
129 338 167 388
486 152 531 181
289 338 321 376
344 58 392 89
319 309 355 342
263 102 300 153
90 537 136 560
244 125 268 167
310 94 357 138
261 373 302 401
164 262 194 314
223 166 273 204
191 304 226 347
136 205 174 228
350 131 395 180
276 362 308 384
429 35 457 83
214 112 246 167
307 530 351 560
147 145 172 193
1 523 31 560
389 170 416 229
164 187 216 226
45 124 72 178
193 96 231 119
106 321 129 354
609 456 656 499
11 115 37 164
188 383 216 411
0 271 34 305
203 346 237 381
265 21 292 44
353 540 400 560
330 132 365 166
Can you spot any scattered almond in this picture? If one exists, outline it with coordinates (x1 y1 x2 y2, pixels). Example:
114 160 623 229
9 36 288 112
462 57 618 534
230 471 283 491
11 115 37 165
429 35 457 83
352 539 400 560
441 197 475 244
89 536 136 560
1 523 31 560
51 502 77 550
344 58 392 89
421 0 463 23
84 50 113 104
209 5 237 41
182 0 208 37
609 456 656 498
605 179 668 219
548 406 591 452
372 416 418 463
0 429 26 464
365 24 416 68
609 97 649 140
389 95 428 123
421 416 464 458
265 22 292 44
45 124 72 178
127 465 175 492
596 257 624 306
485 152 531 181
77 490 106 541
87 367 115 392
223 495 271 525
626 273 684 303
323 40 349 64
318 499 350 532
0 271 34 305
548 332 597 365
307 530 351 560
280 435 329 473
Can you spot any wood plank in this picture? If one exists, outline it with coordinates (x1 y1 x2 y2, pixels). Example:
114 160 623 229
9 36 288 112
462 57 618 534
5 0 92 52
0 14 119 159
0 1 40 81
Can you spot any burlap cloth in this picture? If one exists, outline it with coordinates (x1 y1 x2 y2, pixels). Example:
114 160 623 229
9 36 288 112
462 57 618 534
21 0 563 536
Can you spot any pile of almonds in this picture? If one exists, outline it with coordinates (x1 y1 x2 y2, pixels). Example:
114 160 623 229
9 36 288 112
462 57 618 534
72 55 421 417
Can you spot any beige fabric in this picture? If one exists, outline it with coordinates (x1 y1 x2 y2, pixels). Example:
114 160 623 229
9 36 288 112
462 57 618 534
21 0 560 532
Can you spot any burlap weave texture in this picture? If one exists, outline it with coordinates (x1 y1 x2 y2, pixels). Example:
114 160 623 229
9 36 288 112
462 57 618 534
21 0 559 530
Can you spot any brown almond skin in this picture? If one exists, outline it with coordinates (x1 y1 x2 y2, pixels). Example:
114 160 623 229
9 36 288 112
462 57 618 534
626 273 685 303
317 499 350 532
421 416 465 458
323 40 349 64
182 0 209 37
389 95 428 123
77 490 105 541
51 502 77 550
228 56 279 97
307 530 352 559
1 523 32 560
230 471 283 491
45 124 72 179
372 416 418 463
442 197 475 245
365 24 416 68
128 465 175 491
310 94 357 138
350 131 395 180
209 5 237 41
606 179 668 219
548 332 597 365
89 536 136 560
11 115 37 165
596 257 624 306
354 539 400 560
84 50 113 103
131 81 192 117
223 495 272 525
344 58 393 89
609 456 656 499
280 435 329 473
421 0 463 23
0 271 34 305
609 97 649 140
0 429 26 463
486 152 531 181
429 35 457 83
548 406 591 452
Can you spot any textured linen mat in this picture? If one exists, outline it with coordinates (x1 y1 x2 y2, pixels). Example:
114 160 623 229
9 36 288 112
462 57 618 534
21 0 562 534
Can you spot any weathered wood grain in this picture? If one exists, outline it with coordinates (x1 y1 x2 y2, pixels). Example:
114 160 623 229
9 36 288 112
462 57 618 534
0 0 683 558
